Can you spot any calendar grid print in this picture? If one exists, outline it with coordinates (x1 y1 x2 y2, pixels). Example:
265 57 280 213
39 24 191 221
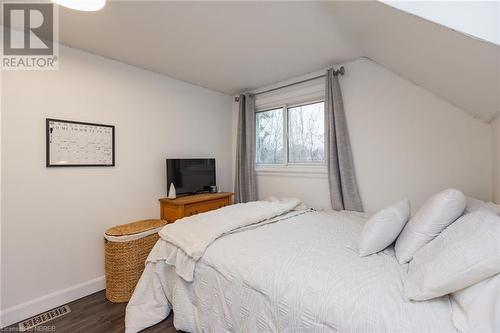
46 118 115 167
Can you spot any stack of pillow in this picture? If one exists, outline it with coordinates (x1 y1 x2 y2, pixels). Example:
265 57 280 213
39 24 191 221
357 189 500 333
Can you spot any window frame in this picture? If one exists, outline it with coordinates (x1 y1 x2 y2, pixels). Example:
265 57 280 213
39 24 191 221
255 106 286 165
255 98 326 169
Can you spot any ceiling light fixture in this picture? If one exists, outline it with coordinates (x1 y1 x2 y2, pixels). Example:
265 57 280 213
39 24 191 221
51 0 106 12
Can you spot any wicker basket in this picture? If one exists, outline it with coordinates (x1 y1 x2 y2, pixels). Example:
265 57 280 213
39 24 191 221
104 219 167 303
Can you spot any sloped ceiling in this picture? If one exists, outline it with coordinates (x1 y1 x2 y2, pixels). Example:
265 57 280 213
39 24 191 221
3 1 499 121
322 1 500 122
49 1 362 95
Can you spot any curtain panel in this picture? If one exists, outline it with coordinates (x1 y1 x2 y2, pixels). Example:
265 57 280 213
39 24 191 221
325 68 363 212
234 94 257 203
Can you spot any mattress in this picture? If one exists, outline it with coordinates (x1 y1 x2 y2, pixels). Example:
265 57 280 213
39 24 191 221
126 210 456 333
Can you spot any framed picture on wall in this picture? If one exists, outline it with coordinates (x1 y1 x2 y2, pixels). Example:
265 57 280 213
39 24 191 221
46 118 115 167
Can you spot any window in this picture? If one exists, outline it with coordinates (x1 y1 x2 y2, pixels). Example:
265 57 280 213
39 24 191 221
256 108 284 164
256 101 325 165
288 102 324 162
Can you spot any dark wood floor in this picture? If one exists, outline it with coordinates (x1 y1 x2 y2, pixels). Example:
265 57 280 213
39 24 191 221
8 291 178 333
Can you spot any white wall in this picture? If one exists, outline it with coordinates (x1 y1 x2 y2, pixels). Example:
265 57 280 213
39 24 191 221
1 45 232 325
493 117 500 203
245 58 492 213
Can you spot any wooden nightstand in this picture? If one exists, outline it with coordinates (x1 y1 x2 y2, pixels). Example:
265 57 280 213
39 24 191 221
159 192 233 223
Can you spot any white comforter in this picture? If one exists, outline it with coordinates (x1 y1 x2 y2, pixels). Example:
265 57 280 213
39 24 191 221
126 209 456 333
157 198 302 281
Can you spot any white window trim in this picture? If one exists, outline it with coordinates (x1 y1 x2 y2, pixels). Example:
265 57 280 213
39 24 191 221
255 98 327 172
256 164 327 179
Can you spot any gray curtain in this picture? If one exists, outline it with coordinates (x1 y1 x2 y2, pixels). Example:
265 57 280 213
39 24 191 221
325 68 363 212
234 94 257 203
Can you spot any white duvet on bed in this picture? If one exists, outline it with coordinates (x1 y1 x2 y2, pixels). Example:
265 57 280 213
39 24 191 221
157 199 302 281
126 210 456 333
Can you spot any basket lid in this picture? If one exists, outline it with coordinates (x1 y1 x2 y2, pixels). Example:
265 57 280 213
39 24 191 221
105 219 166 236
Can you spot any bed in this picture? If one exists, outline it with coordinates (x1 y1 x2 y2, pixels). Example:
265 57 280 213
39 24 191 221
125 204 456 333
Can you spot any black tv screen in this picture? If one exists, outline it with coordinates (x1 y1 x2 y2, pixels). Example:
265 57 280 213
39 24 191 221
166 158 216 195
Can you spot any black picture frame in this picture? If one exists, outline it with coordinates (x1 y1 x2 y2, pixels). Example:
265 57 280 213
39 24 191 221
46 118 115 167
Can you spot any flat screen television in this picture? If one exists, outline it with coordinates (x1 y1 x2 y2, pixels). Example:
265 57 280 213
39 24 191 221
166 158 216 195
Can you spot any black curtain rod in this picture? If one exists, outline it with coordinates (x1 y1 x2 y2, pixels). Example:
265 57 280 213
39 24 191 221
234 66 344 102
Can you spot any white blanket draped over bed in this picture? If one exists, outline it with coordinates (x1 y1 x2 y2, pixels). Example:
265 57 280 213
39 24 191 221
155 198 302 282
126 205 456 333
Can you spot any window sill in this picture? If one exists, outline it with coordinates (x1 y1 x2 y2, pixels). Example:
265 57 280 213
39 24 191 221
255 164 328 178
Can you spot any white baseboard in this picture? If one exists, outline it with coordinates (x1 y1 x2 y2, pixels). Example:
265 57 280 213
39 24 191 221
0 276 105 328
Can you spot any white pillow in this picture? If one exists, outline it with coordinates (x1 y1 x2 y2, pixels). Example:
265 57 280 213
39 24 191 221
403 211 500 301
395 188 466 264
465 197 498 215
358 199 410 257
451 273 500 333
